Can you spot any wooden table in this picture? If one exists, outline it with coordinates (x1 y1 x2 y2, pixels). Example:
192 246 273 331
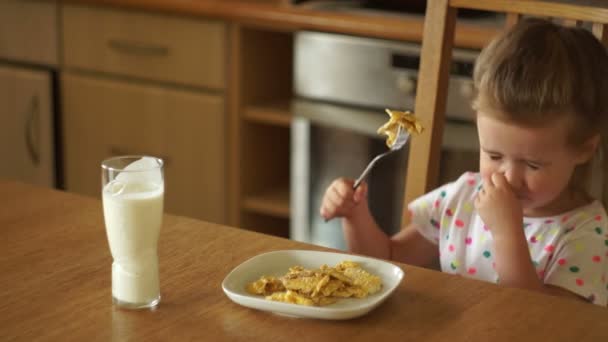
1 181 607 341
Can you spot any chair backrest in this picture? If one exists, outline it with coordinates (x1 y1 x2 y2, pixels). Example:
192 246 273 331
403 0 608 225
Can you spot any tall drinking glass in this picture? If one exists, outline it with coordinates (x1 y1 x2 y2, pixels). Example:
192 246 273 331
101 156 164 309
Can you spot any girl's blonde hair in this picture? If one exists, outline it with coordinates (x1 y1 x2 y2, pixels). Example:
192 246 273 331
473 18 608 208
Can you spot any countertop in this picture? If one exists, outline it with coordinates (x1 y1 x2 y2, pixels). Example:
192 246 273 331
61 0 502 48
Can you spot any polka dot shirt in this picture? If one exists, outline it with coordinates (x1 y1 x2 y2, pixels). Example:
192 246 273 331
408 172 608 306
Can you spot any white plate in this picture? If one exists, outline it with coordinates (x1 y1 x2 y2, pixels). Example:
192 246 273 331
221 250 404 320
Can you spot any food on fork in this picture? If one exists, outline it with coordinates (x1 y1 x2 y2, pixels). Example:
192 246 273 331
245 260 382 306
377 109 424 148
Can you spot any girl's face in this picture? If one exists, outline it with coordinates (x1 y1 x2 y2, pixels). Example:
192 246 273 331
476 113 592 217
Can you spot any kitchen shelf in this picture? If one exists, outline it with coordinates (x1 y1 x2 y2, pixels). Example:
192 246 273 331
244 100 292 127
243 185 290 219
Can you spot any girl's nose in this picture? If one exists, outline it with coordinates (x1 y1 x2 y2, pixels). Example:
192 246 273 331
501 166 523 190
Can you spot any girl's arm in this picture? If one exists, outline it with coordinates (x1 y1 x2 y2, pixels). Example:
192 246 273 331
343 205 438 267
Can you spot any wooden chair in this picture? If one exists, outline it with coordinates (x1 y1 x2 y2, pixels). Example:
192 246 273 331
403 0 608 224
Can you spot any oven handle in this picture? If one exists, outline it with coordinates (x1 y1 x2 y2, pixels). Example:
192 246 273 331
291 99 388 139
293 98 479 151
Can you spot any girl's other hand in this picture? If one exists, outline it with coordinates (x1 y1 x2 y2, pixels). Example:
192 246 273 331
475 172 523 238
319 178 368 221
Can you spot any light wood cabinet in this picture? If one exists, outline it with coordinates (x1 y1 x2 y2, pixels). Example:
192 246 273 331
0 0 59 66
62 4 226 89
61 72 226 223
0 65 55 187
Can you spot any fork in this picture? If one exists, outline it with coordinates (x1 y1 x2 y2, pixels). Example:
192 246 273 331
353 126 409 189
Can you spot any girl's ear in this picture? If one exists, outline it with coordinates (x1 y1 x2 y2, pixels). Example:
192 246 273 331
574 134 600 164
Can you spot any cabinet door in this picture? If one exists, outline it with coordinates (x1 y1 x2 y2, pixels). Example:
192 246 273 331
0 64 55 187
0 0 58 66
61 72 226 223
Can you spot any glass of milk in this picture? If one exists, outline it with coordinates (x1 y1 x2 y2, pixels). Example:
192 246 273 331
101 156 164 309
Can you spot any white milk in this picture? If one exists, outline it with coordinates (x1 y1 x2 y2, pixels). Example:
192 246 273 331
102 180 163 305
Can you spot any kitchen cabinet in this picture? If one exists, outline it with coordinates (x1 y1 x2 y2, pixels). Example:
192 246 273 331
227 27 293 236
0 0 58 188
0 65 55 187
0 0 59 67
60 4 227 223
62 73 226 223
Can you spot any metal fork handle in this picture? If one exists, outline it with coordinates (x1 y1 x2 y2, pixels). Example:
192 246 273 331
353 149 395 189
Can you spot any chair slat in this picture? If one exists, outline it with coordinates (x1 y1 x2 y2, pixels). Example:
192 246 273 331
505 13 522 29
592 22 608 45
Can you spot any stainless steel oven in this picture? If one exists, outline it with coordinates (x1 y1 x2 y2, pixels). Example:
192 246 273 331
290 31 479 249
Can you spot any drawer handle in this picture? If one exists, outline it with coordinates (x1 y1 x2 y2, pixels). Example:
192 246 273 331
109 146 170 166
107 39 170 57
24 96 40 166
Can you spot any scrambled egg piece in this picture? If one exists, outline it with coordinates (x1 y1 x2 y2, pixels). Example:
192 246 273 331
245 261 382 307
377 109 423 148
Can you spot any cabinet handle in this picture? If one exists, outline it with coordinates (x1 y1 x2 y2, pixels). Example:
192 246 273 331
24 96 40 166
108 146 170 166
107 39 170 57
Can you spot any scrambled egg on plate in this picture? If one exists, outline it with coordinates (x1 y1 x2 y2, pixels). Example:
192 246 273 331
246 261 382 307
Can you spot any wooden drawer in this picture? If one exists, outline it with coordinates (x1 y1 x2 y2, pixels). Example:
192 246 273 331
61 72 226 224
0 0 58 66
62 4 226 90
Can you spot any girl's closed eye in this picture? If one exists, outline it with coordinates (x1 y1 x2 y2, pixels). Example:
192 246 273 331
526 162 541 170
484 151 502 161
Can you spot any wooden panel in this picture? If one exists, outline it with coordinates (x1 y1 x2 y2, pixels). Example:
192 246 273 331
61 72 226 223
227 24 243 227
451 0 608 24
243 185 290 218
63 0 500 49
403 0 457 224
0 0 58 66
242 123 290 198
0 65 55 187
244 100 292 127
562 19 583 27
62 4 226 89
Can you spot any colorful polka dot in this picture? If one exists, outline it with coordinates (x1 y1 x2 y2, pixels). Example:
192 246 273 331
595 227 603 235
455 219 465 228
544 244 555 253
465 237 473 245
434 200 440 208
558 258 567 265
467 267 477 275
595 215 602 221
442 218 450 228
592 256 601 263
440 191 446 197
530 236 538 243
446 209 454 216
448 244 455 252
576 278 584 286
570 266 580 273
483 250 491 258
430 219 440 229
463 202 473 213
544 219 554 224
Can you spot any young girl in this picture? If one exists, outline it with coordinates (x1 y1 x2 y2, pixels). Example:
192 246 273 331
319 18 608 306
